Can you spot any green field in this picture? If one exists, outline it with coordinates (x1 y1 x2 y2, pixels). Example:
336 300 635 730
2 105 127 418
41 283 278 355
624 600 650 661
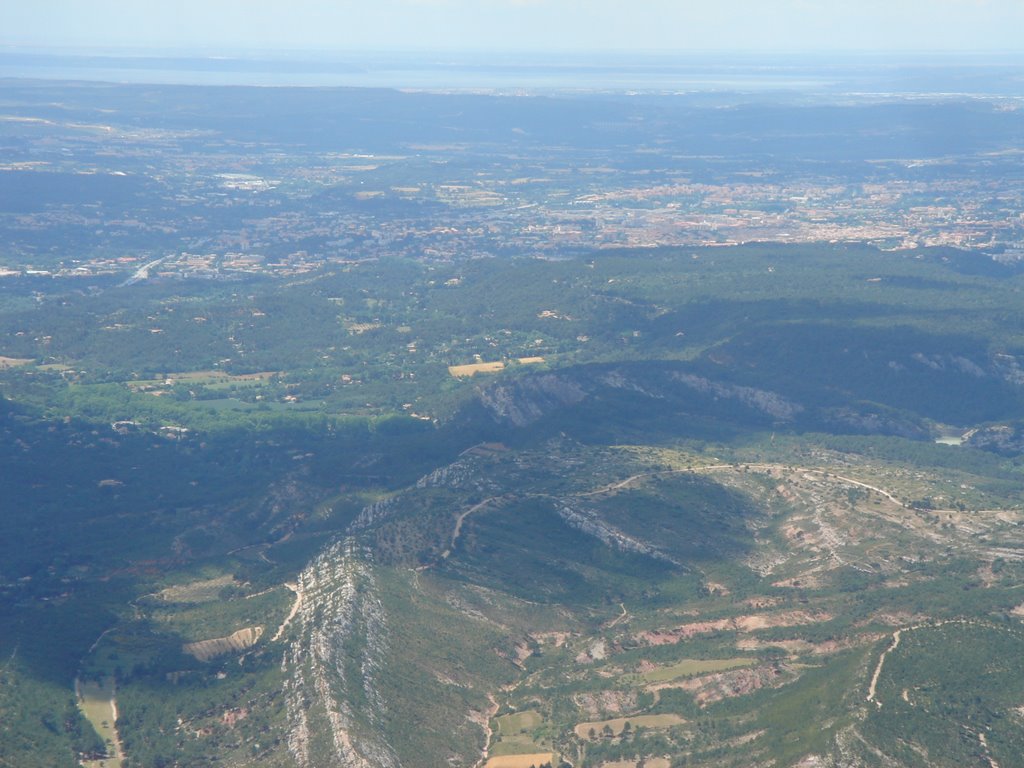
492 710 550 757
628 658 758 685
497 710 544 736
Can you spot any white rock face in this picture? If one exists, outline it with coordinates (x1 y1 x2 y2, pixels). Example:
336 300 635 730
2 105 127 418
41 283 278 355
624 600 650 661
672 372 803 421
555 500 679 566
283 538 400 768
478 374 587 427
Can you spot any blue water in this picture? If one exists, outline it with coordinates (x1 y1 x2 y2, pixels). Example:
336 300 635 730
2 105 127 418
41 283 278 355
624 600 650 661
1 51 1021 95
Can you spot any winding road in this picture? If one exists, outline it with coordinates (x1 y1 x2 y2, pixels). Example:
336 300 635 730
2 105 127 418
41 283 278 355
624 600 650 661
443 496 502 559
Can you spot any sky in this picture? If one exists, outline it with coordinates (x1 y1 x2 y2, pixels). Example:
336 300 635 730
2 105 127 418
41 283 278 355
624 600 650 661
3 0 1024 54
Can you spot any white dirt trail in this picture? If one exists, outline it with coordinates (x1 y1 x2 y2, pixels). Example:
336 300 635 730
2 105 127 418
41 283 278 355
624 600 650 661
443 497 501 559
473 693 501 768
581 462 908 510
867 629 902 706
272 582 303 642
605 602 629 629
577 465 733 497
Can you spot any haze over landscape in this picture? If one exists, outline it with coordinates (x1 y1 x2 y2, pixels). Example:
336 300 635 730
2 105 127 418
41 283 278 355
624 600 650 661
2 4 1024 768
5 0 1024 52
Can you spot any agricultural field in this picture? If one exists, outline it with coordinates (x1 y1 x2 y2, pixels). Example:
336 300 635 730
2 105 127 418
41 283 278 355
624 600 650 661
484 754 557 768
75 677 123 768
623 658 757 686
495 710 544 745
126 369 280 394
491 710 553 760
449 361 507 378
449 358 545 378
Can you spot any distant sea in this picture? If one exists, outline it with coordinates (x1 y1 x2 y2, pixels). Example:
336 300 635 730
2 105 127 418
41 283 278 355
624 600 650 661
1 50 1023 96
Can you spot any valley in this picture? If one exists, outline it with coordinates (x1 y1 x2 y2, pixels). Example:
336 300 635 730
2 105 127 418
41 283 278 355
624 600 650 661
52 439 1024 768
2 73 1024 768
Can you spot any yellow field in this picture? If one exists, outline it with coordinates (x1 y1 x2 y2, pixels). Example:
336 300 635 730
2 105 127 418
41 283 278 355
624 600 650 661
0 355 32 368
574 714 686 739
601 759 670 768
484 753 556 768
517 357 546 365
632 657 756 685
449 361 506 377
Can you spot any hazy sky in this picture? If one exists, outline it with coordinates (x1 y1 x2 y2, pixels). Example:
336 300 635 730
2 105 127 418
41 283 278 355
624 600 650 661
3 0 1024 54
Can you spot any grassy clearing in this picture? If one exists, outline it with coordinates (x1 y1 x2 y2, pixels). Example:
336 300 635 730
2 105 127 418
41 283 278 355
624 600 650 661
126 370 279 391
575 714 686 739
77 676 122 768
153 574 237 603
625 657 757 685
497 710 543 735
484 753 556 768
148 584 288 643
491 709 550 757
493 708 552 757
491 740 550 758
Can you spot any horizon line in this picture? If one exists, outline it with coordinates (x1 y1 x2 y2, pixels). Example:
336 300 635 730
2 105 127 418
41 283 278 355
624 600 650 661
3 45 1024 59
